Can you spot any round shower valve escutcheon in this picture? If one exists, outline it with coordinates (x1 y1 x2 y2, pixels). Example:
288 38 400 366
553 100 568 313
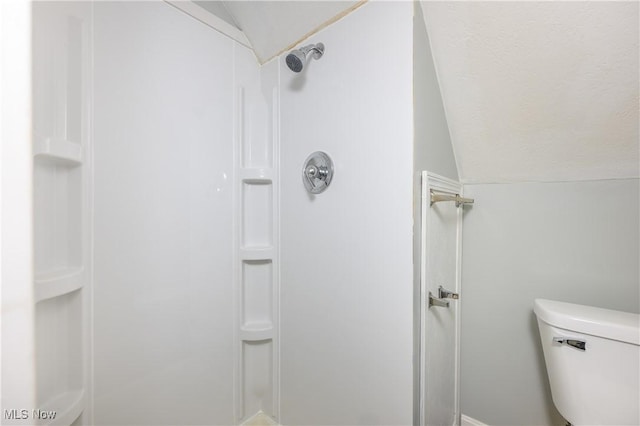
302 151 334 194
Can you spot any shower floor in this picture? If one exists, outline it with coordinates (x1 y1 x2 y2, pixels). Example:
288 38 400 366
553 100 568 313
242 411 280 426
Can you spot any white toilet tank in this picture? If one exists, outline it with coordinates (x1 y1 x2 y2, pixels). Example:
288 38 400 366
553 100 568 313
534 299 640 426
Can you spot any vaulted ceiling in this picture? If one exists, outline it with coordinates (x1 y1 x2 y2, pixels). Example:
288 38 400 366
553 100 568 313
194 1 361 63
422 1 639 183
192 0 639 183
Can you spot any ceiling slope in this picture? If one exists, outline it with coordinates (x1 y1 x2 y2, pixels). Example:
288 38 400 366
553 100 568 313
192 1 638 183
422 1 639 183
220 1 361 63
193 1 239 29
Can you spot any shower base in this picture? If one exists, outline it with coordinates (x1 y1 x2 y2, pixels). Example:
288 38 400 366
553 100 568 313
242 411 280 426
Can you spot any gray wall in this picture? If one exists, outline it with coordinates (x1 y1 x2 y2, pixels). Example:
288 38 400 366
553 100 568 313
413 2 458 182
413 3 460 422
460 179 640 425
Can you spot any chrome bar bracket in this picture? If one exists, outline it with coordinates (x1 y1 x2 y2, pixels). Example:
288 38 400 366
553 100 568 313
430 189 474 207
428 292 450 308
438 286 459 300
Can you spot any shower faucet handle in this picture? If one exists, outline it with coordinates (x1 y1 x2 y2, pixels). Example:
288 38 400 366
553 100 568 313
305 164 328 179
302 151 334 194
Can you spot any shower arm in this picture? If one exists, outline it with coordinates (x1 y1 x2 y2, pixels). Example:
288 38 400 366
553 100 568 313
300 44 324 58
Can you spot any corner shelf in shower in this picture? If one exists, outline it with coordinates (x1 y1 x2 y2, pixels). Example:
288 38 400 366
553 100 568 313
240 246 275 261
240 322 274 341
34 136 83 166
34 267 84 303
38 389 85 426
240 168 274 184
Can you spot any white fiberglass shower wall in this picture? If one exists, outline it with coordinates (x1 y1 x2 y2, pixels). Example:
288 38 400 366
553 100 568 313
92 2 279 424
279 2 415 423
12 1 458 425
92 3 234 423
27 1 279 424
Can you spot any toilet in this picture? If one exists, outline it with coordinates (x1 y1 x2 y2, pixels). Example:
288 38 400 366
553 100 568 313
534 299 640 425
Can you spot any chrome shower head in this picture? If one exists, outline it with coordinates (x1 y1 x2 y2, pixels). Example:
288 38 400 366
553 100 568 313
285 43 325 73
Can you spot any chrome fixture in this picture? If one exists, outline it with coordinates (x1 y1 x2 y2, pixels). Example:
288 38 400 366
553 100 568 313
430 189 474 207
428 292 450 308
553 337 586 351
429 286 459 309
302 151 333 194
438 286 459 300
286 43 325 73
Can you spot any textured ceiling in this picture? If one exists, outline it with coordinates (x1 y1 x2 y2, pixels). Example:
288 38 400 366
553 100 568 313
192 1 639 183
422 1 639 183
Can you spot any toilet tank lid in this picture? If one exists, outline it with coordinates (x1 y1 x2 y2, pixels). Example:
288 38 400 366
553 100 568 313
534 299 640 345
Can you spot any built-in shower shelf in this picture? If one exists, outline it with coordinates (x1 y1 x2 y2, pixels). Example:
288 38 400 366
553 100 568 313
38 389 85 426
241 168 274 184
34 137 83 166
34 267 84 303
240 246 275 260
240 323 274 341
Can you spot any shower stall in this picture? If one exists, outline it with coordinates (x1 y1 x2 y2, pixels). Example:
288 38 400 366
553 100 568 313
1 1 462 425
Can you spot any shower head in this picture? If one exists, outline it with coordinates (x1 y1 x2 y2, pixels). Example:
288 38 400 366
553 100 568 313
285 43 325 73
